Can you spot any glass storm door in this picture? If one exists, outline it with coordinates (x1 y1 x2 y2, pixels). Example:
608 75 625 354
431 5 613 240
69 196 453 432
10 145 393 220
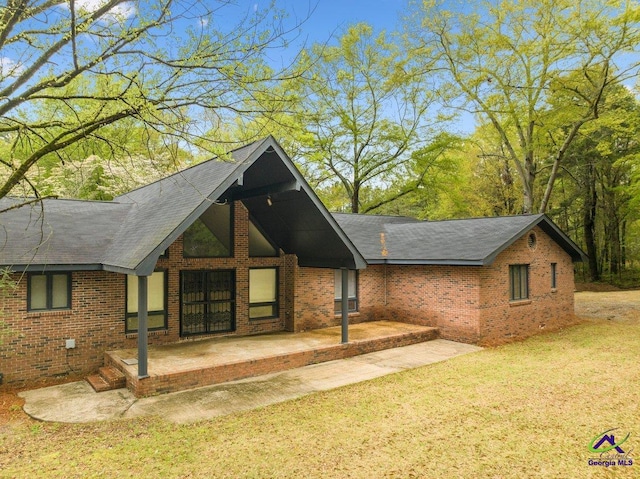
180 270 235 336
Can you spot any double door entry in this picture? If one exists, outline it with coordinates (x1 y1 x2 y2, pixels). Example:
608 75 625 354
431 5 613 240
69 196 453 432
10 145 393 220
181 270 235 336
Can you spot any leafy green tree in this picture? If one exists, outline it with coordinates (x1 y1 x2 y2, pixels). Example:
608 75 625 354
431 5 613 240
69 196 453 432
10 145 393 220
0 267 15 345
410 0 640 213
0 0 301 201
553 85 640 280
287 23 449 213
363 132 464 218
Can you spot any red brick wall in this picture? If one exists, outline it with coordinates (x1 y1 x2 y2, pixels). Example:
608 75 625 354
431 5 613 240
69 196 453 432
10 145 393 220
1 270 130 387
293 267 334 331
382 265 482 342
478 226 578 344
0 201 291 386
291 227 577 345
156 201 287 339
293 264 482 342
292 265 388 331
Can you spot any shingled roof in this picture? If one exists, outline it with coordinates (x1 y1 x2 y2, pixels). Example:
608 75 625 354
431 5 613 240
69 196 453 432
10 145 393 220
333 213 586 265
0 137 366 274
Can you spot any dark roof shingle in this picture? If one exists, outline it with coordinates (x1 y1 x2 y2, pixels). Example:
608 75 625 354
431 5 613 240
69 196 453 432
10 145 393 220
0 138 367 273
333 213 585 265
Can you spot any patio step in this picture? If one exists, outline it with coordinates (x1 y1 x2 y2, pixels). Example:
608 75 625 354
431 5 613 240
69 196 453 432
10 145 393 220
86 366 126 392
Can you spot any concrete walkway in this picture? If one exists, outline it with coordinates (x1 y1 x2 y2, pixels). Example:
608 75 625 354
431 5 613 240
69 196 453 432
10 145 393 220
19 339 482 424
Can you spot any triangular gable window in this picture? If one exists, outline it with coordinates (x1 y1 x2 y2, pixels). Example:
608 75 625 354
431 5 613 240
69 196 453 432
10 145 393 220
183 203 232 257
249 219 277 257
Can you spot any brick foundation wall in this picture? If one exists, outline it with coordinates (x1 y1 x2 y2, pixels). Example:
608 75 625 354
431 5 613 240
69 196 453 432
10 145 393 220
478 226 578 344
0 201 292 386
121 327 439 397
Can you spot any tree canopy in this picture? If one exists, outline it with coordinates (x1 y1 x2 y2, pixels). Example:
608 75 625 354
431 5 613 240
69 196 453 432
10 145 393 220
0 0 302 200
280 23 450 213
409 0 640 213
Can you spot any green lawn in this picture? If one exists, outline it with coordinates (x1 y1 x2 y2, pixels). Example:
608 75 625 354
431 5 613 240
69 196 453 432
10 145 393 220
1 317 639 478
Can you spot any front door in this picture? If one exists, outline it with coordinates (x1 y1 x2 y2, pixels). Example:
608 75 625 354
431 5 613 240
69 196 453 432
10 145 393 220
180 270 235 336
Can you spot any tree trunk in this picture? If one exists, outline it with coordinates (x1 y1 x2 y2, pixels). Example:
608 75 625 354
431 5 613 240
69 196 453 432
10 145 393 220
621 219 627 269
607 212 621 275
351 181 360 214
522 156 536 214
583 164 600 281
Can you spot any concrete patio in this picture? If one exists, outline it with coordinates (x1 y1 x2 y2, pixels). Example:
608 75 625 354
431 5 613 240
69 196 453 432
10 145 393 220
20 339 483 424
104 320 439 397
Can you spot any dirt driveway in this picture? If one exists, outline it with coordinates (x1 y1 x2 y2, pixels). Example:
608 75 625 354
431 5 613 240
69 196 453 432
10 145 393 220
574 290 640 324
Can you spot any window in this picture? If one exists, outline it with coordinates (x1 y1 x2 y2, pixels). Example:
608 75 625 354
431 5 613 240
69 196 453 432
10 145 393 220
249 268 278 319
28 273 71 311
183 203 232 257
249 220 277 257
551 263 557 289
126 271 167 333
334 269 358 314
509 265 529 301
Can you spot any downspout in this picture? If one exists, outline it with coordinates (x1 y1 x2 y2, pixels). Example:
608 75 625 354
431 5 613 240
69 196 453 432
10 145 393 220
384 262 388 306
381 232 388 306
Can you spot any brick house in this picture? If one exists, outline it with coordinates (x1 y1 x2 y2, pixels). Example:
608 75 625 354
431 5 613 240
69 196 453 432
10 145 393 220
332 214 584 344
0 137 585 386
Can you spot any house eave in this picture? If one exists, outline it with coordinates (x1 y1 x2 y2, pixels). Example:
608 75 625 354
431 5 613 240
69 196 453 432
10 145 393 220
365 259 485 266
126 136 366 274
3 263 104 273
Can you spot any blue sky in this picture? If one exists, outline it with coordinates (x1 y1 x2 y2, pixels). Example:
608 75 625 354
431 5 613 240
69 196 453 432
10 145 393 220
262 0 477 133
280 0 407 42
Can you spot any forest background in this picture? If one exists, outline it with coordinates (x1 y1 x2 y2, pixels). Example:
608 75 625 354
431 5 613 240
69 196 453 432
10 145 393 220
1 0 639 286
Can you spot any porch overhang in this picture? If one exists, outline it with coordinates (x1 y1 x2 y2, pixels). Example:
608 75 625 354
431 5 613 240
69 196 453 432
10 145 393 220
219 140 366 270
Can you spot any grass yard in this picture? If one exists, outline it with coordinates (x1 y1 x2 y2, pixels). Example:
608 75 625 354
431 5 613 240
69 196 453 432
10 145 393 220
1 291 639 478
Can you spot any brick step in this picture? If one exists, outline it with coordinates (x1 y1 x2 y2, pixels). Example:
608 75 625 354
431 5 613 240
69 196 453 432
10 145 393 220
86 373 112 393
98 366 126 389
86 366 126 392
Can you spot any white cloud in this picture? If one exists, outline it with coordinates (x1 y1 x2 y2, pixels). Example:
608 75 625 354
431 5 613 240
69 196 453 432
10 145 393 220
0 57 23 78
73 0 136 20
